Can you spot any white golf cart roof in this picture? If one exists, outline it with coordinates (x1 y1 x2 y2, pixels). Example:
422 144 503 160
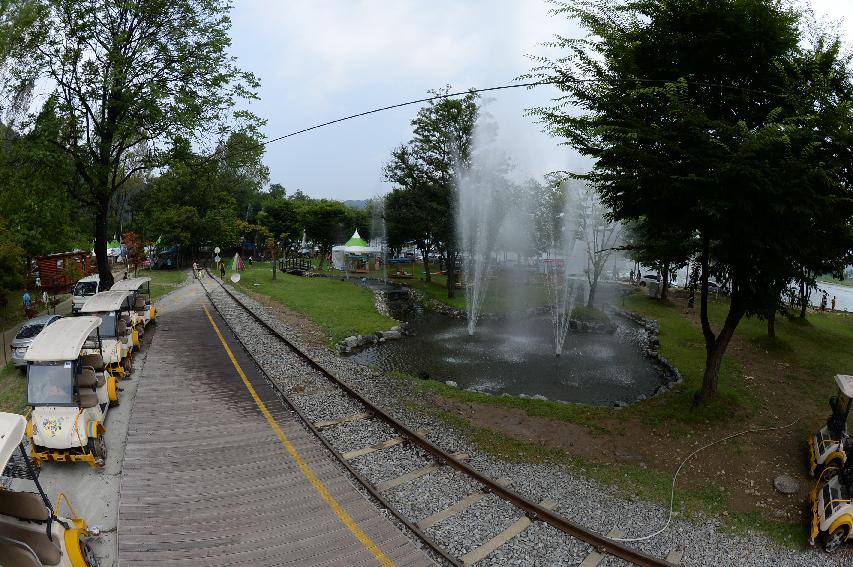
111 277 150 292
77 274 99 283
836 375 853 398
0 412 25 471
25 316 101 362
80 290 132 313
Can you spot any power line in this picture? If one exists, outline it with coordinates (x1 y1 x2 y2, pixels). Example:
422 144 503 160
261 77 787 147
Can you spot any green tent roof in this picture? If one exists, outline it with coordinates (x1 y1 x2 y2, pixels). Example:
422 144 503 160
344 230 369 248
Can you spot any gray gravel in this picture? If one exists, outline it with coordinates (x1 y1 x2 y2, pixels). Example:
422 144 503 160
202 278 853 567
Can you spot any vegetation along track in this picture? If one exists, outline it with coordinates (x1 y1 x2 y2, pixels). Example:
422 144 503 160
201 272 677 567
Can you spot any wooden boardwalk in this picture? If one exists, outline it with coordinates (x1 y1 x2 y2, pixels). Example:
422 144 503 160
118 284 434 566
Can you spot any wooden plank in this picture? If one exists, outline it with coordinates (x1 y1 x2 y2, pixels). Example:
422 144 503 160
376 453 467 492
314 411 372 429
416 477 512 530
578 529 624 567
460 498 556 566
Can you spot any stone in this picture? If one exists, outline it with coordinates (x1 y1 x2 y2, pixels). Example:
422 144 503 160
381 330 402 340
445 380 458 388
343 336 359 348
774 474 799 495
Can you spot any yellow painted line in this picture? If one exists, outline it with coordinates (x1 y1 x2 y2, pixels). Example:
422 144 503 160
201 304 396 567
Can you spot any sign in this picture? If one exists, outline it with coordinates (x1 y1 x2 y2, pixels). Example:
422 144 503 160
214 247 220 254
230 273 241 283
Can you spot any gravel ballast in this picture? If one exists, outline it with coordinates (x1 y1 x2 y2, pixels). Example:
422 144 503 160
203 279 852 567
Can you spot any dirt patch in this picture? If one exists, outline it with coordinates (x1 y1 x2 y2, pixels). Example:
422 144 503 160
241 289 328 348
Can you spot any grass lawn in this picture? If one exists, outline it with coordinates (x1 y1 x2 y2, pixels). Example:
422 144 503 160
229 263 397 345
136 268 188 299
0 364 27 415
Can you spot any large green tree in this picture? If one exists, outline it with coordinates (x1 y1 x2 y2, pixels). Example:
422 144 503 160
7 0 260 289
384 88 479 296
529 0 853 402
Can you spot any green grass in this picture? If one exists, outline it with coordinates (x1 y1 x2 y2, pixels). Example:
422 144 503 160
136 268 188 299
0 289 68 332
230 263 397 345
0 363 27 415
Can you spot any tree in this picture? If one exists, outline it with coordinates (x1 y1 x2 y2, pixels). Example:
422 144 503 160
384 88 480 296
300 199 351 268
123 231 146 276
577 187 621 308
8 0 260 290
529 0 853 402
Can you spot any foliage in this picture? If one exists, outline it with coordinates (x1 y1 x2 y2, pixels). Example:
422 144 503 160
123 231 146 275
6 0 262 290
384 87 480 293
0 220 24 293
528 0 853 401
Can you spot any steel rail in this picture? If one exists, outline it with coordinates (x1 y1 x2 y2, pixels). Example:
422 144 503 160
204 271 676 567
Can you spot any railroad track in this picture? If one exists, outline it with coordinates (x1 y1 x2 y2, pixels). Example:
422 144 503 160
201 272 679 567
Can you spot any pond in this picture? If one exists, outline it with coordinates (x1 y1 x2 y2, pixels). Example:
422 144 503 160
350 310 666 406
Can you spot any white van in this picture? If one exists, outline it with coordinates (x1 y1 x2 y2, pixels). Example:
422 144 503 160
71 274 100 314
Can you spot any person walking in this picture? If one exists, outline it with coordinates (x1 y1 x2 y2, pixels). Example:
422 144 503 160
22 290 32 319
820 292 828 312
219 261 225 279
192 261 199 279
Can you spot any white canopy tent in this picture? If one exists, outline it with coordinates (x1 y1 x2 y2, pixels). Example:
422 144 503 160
331 230 381 271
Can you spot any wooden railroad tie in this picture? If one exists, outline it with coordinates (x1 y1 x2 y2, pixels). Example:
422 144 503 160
313 411 372 430
416 477 513 530
460 498 557 566
375 452 468 492
341 429 428 461
578 529 624 567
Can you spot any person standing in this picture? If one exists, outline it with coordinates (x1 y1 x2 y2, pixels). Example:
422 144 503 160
219 261 225 279
832 296 837 311
22 290 31 319
821 292 828 312
192 261 199 279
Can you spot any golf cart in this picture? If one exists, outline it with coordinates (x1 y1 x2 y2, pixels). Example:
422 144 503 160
809 375 853 477
0 411 100 565
79 291 134 377
25 316 118 468
110 277 156 341
810 436 853 552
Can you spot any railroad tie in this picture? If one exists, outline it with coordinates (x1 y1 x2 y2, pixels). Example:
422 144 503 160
313 411 372 430
460 498 557 566
416 477 513 530
578 529 624 567
342 429 429 460
375 452 469 492
665 548 684 565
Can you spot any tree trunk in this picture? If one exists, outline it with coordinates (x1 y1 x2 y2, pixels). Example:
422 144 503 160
420 246 431 283
799 280 808 319
696 234 745 403
94 201 114 291
272 245 277 280
446 250 456 299
586 277 597 308
767 310 776 338
660 261 670 301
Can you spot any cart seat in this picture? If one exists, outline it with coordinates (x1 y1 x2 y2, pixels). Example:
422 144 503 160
116 320 127 336
0 538 42 567
134 297 146 310
79 391 99 409
0 523 61 565
0 491 49 521
80 354 104 371
77 368 104 389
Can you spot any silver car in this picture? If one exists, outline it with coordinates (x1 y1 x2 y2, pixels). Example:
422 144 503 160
10 315 62 368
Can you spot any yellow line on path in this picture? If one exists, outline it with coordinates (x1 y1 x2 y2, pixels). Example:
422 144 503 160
201 303 396 567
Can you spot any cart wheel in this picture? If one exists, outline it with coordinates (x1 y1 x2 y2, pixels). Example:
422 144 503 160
88 437 107 468
81 537 100 567
123 355 132 374
825 526 848 553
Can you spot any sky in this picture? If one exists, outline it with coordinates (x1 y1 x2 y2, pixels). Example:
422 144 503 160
228 0 853 201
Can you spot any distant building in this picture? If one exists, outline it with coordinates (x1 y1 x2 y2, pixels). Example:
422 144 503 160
35 251 93 290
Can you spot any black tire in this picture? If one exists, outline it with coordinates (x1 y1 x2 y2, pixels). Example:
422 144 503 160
81 537 100 567
88 437 107 468
824 526 848 553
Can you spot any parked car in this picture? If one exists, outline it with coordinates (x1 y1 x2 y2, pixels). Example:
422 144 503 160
71 274 101 314
10 314 62 369
639 273 660 286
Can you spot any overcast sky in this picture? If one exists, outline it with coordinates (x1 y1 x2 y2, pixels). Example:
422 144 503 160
228 0 853 201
